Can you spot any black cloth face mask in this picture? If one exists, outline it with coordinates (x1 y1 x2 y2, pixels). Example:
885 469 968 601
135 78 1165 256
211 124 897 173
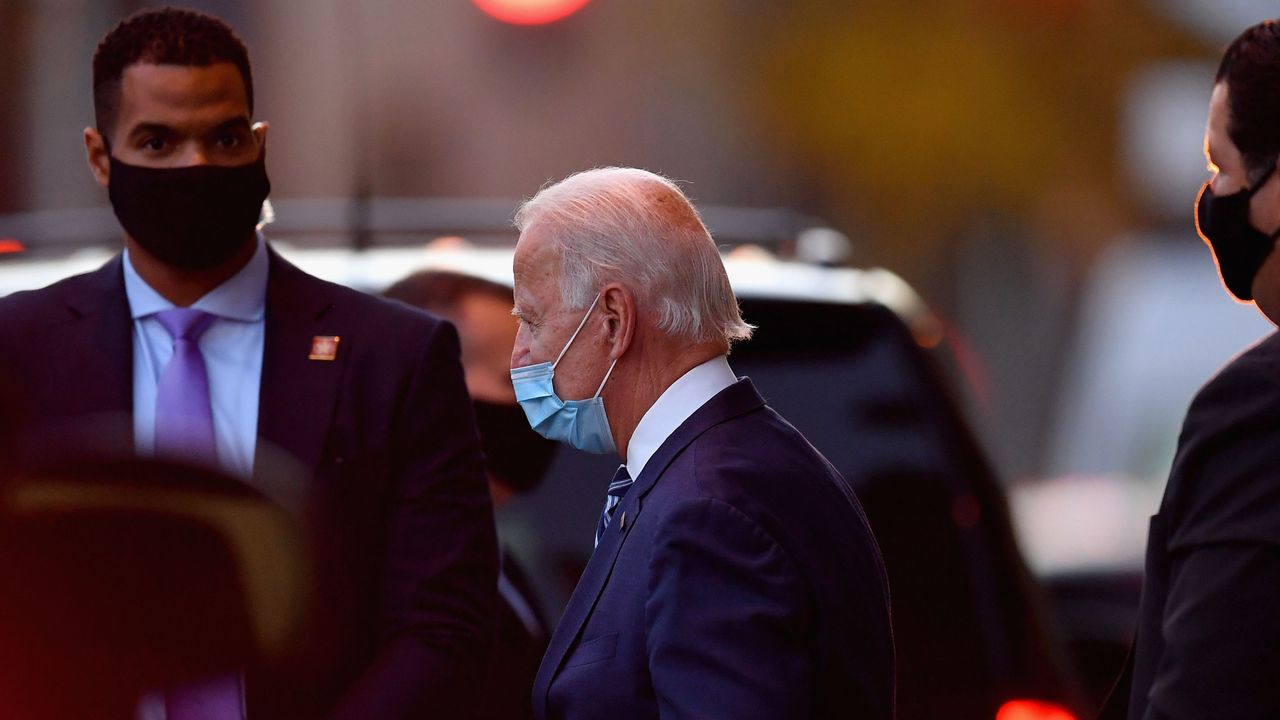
107 149 270 270
1195 165 1280 301
473 399 557 494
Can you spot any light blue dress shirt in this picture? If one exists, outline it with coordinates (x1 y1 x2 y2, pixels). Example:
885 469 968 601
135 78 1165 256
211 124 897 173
123 237 268 480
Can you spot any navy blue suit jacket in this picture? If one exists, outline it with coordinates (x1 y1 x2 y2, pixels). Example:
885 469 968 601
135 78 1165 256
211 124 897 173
533 379 895 720
0 249 498 719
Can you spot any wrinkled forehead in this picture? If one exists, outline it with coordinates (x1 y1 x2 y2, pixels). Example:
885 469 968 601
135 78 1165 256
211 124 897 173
513 223 563 308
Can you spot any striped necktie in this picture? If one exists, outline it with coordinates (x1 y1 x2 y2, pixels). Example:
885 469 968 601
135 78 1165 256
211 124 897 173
595 465 633 547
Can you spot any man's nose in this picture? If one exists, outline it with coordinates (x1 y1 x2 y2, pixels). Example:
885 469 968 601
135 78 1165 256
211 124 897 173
181 143 213 167
510 334 531 369
1211 172 1246 196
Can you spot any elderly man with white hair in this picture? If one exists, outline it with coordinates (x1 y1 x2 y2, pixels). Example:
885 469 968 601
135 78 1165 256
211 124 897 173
510 167 895 720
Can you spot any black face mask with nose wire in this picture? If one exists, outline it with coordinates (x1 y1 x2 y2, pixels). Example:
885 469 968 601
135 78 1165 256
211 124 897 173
104 141 270 270
1195 163 1280 301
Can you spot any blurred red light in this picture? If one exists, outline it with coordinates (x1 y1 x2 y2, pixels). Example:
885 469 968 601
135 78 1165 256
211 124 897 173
997 699 1077 720
0 238 24 254
472 0 592 25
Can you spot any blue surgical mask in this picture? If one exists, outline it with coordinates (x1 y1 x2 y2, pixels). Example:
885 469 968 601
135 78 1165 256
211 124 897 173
510 293 619 454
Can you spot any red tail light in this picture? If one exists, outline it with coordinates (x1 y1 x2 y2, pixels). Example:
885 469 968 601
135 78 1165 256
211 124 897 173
996 699 1077 720
0 238 24 254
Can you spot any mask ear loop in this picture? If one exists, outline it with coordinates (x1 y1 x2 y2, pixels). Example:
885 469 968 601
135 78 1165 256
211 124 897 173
1249 163 1280 239
1251 170 1275 196
552 292 603 369
593 357 619 399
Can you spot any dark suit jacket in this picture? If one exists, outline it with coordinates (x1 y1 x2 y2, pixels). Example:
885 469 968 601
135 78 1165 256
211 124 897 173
0 249 498 719
470 550 547 720
1105 331 1280 720
532 378 895 720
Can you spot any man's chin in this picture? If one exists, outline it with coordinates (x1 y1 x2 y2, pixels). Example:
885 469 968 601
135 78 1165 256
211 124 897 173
1248 250 1280 327
1255 300 1280 328
1252 281 1280 326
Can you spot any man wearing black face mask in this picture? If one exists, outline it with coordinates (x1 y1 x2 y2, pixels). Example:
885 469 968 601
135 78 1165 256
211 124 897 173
385 268 557 720
1100 18 1280 720
0 7 497 720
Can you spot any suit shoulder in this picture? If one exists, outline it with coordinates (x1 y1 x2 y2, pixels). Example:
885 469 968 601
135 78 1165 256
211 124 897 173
655 404 889 607
1180 331 1280 442
1197 331 1280 398
1165 331 1280 544
0 266 112 328
678 406 850 527
692 406 837 485
0 284 60 320
281 261 448 333
339 281 443 328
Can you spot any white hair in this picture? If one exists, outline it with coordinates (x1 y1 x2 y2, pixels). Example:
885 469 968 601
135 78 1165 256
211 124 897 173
514 167 753 346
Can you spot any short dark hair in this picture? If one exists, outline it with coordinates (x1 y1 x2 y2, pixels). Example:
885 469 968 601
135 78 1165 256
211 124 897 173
1216 19 1280 185
383 270 514 315
92 6 254 137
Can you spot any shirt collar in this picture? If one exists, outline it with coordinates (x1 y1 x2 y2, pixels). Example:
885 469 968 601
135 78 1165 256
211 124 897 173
123 234 269 322
625 355 736 480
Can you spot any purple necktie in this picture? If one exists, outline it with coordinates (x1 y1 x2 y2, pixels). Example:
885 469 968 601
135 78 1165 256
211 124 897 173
154 308 218 466
152 308 242 719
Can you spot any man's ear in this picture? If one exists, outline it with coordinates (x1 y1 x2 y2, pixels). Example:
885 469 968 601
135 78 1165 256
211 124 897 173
1265 156 1280 237
84 127 110 188
599 283 636 360
252 120 269 149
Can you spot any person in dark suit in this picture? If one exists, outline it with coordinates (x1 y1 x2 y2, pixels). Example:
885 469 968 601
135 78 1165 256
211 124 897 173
0 7 497 719
508 167 895 719
1101 18 1280 720
385 268 557 720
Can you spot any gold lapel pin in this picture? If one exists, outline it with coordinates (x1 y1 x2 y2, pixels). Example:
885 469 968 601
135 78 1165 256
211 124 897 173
309 335 340 361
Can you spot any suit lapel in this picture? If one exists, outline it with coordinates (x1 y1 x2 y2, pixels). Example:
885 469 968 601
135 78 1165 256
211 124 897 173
59 256 134 447
532 379 765 717
533 481 640 716
253 249 346 480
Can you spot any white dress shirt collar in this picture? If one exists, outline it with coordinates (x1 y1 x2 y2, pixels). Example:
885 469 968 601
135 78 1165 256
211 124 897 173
123 234 268 321
625 355 737 481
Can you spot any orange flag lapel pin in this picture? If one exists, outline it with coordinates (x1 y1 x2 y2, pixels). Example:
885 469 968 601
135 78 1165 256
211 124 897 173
309 336 340 361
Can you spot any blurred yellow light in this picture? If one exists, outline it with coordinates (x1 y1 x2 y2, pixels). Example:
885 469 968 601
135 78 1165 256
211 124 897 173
472 0 592 25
